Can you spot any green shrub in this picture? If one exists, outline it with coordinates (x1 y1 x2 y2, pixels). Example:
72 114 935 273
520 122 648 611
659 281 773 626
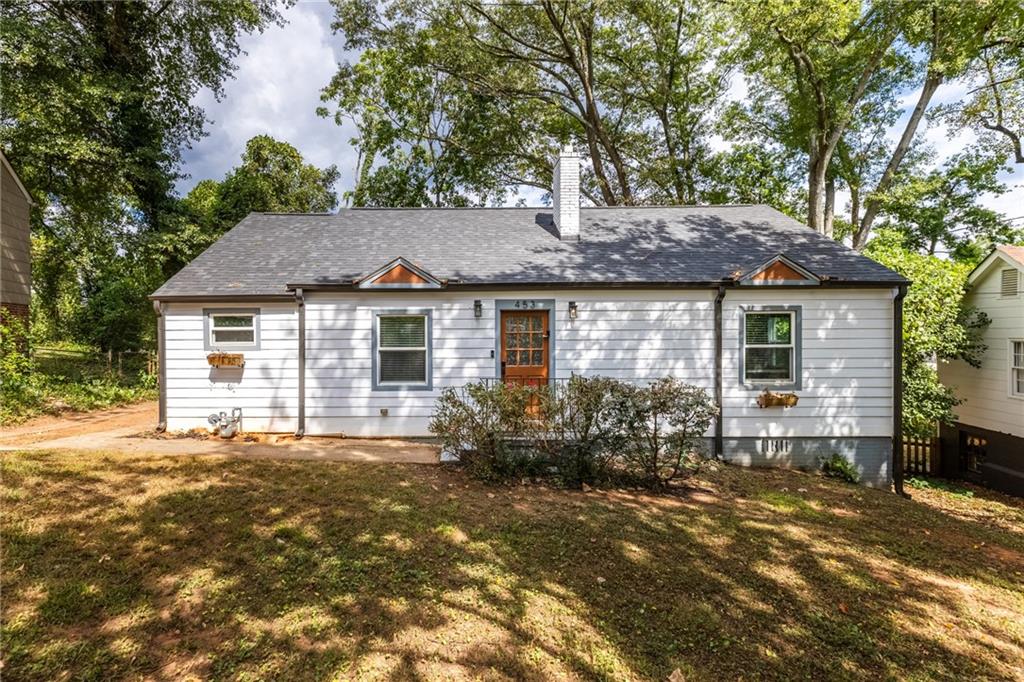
538 375 627 487
607 378 718 489
430 376 718 489
1 313 41 421
429 381 547 482
820 453 860 484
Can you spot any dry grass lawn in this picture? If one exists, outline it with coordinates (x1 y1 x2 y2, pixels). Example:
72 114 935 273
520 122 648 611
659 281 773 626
2 450 1023 680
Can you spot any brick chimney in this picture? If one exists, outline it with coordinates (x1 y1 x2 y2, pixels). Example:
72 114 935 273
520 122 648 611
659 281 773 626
551 144 579 241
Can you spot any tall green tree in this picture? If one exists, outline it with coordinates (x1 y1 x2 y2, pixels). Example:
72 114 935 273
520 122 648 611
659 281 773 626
2 0 286 343
864 230 990 436
159 135 340 275
321 0 736 206
728 0 907 237
932 35 1024 165
876 151 1019 261
728 0 1022 245
699 143 804 217
1 0 285 226
210 135 340 227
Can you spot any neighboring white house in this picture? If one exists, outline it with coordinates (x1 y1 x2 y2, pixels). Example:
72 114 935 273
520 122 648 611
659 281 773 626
938 245 1024 496
151 148 908 487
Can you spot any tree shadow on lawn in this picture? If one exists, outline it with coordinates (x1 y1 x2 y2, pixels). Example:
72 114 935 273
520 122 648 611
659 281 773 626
2 451 1023 681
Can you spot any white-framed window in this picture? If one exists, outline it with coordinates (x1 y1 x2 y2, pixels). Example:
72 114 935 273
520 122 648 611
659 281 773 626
742 309 799 386
204 309 259 350
1011 339 1024 398
374 311 431 389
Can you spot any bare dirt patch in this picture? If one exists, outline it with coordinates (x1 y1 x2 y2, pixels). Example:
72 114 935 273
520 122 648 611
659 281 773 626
0 400 157 447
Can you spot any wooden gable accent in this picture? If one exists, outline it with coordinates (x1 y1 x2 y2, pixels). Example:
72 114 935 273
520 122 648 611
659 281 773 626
750 260 811 282
375 263 432 286
738 255 819 286
358 257 443 289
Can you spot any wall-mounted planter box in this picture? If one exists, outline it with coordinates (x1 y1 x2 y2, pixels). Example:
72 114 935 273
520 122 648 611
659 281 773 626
756 389 799 408
207 353 245 368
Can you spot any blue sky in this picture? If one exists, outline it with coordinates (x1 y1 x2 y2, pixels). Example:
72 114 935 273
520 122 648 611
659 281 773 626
179 1 1022 219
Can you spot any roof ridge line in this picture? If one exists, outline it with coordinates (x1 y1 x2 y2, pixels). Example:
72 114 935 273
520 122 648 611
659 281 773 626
348 204 765 210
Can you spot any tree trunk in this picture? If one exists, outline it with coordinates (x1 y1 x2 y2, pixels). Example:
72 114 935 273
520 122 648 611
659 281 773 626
853 72 943 250
849 184 860 229
657 108 688 203
806 148 828 233
824 176 836 239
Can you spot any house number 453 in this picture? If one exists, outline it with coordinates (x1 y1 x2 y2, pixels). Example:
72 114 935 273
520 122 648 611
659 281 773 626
513 300 540 309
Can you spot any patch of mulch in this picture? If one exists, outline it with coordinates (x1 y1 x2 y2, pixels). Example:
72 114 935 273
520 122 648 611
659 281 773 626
132 428 285 444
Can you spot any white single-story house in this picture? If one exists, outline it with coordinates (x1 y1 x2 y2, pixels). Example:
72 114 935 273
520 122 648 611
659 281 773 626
938 245 1024 496
151 148 909 487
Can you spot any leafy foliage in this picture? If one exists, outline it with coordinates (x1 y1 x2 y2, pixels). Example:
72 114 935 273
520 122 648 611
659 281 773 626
164 135 341 268
22 135 337 351
430 377 717 489
932 29 1024 165
429 381 545 483
876 151 1020 261
1 0 284 225
538 376 627 487
322 0 737 206
201 135 340 231
0 2 311 353
906 476 975 498
0 315 155 425
865 230 990 435
603 378 718 488
820 454 860 484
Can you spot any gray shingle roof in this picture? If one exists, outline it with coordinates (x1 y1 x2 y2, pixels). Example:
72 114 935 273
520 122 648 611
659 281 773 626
151 205 906 298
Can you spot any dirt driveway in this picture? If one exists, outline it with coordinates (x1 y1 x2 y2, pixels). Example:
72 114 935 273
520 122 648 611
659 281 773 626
0 400 159 446
0 401 439 464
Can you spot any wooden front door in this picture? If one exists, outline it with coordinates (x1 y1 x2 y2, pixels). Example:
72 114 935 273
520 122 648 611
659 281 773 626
500 310 550 387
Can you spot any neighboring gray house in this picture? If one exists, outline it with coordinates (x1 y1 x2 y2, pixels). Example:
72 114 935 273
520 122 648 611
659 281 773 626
938 245 1024 496
151 148 909 487
1 150 32 327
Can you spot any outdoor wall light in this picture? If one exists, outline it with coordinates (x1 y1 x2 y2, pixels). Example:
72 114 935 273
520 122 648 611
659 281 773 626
473 299 483 318
568 301 578 320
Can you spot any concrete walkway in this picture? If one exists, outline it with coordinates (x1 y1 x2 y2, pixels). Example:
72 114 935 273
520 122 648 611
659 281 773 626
1 402 439 464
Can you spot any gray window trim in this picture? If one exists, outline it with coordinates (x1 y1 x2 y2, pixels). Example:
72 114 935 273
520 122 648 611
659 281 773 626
738 304 802 390
494 299 557 380
203 308 261 351
372 308 433 391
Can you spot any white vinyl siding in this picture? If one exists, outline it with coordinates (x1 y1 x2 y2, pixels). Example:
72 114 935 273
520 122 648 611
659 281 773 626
301 290 717 436
163 287 897 440
938 260 1024 437
723 289 894 438
164 302 297 432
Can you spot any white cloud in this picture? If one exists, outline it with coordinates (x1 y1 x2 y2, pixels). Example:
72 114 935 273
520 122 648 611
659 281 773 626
177 1 359 199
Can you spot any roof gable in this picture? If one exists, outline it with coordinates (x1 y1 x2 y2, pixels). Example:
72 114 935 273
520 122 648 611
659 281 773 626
357 257 443 289
737 254 820 286
968 246 1024 285
0 150 32 205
